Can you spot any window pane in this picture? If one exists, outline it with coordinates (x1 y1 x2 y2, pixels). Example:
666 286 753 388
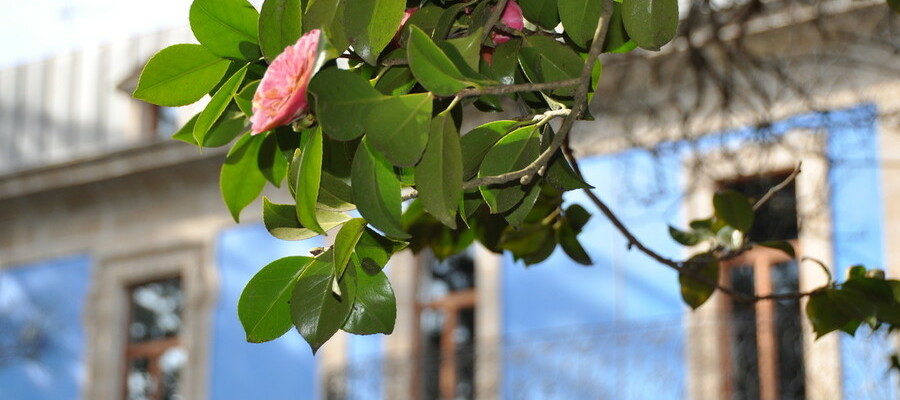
160 346 187 400
420 308 443 400
420 253 475 302
455 307 476 400
771 261 806 399
729 266 759 400
126 357 155 400
129 278 183 342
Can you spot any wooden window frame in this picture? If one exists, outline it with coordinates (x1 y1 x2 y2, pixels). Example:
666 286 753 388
122 276 184 400
411 254 478 400
718 240 802 399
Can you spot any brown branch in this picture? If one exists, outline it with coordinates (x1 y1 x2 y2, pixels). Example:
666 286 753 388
752 162 801 211
456 78 582 97
481 0 509 43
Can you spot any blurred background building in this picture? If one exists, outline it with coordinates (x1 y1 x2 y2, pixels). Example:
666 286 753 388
0 0 898 399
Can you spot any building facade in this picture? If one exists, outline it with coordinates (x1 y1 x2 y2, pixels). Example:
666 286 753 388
0 2 899 399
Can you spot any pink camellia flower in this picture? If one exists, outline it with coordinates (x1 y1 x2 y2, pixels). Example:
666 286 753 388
392 8 417 45
250 29 321 134
492 0 524 45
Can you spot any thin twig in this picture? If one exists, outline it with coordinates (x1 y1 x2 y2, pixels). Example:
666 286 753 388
481 0 510 43
456 78 583 97
752 162 802 211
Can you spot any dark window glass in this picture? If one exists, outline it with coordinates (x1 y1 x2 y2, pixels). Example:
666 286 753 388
125 278 184 400
126 357 153 400
772 261 805 399
723 174 798 241
730 266 759 400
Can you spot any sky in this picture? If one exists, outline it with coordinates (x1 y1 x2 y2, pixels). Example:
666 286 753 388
0 0 192 68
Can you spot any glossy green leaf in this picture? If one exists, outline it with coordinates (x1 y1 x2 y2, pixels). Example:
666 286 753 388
364 93 433 167
603 2 636 53
375 66 417 96
679 253 719 309
172 114 201 145
807 291 852 338
133 44 231 107
460 120 518 179
757 241 796 259
520 36 584 97
351 139 409 239
519 0 561 30
263 197 351 240
713 190 754 232
190 0 261 60
503 182 541 227
669 226 702 246
333 218 367 279
258 132 288 186
344 0 404 65
416 113 462 229
343 256 396 335
234 80 260 117
318 172 356 211
565 204 591 232
478 126 541 214
355 227 407 270
304 0 349 52
485 39 521 86
221 133 267 222
291 250 356 353
407 25 473 96
444 29 484 72
621 0 678 51
239 256 314 342
558 0 602 49
542 126 592 190
195 65 248 144
558 219 592 265
259 0 303 62
829 286 877 320
294 127 325 233
309 68 385 141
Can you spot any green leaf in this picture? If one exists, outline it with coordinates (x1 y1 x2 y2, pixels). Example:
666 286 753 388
669 226 701 246
757 241 796 259
195 65 248 144
239 256 314 342
679 253 719 309
847 265 867 279
172 114 201 145
355 228 407 270
295 127 326 234
234 80 260 117
713 190 754 232
444 29 484 72
259 0 303 62
485 39 522 86
318 172 356 211
364 93 433 167
343 256 397 335
407 25 473 96
333 218 367 279
308 68 385 141
351 139 409 239
519 0 561 30
258 132 288 186
415 113 463 229
460 120 518 179
205 113 248 149
603 2 636 53
190 0 261 60
263 197 351 240
343 0 405 65
565 204 591 232
829 286 877 320
621 0 678 51
542 126 592 191
558 219 592 265
375 65 417 96
889 0 900 15
221 133 267 222
133 44 231 107
478 126 541 214
304 0 349 52
503 182 540 227
807 291 852 338
519 36 584 97
291 250 356 353
558 0 602 49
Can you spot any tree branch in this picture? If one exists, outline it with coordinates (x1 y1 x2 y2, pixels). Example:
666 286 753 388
456 78 582 97
753 162 802 211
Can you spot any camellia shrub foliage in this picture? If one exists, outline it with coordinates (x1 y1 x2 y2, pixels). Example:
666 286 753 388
134 0 900 354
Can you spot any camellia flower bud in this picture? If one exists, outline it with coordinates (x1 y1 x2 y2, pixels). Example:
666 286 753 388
250 29 321 134
492 0 524 45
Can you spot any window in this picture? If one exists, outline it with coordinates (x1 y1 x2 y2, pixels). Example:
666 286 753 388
718 173 805 399
151 106 179 139
415 252 477 400
124 277 186 400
